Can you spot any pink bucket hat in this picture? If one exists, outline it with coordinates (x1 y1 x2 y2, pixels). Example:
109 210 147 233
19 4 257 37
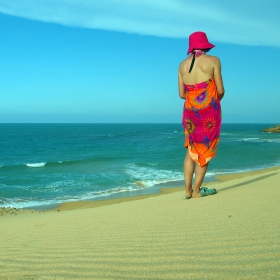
187 31 215 54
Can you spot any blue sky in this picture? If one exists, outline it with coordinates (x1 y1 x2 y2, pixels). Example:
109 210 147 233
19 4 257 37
1 0 279 123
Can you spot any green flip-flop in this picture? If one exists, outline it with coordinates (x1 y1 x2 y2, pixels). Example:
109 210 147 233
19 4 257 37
183 195 191 199
200 187 217 197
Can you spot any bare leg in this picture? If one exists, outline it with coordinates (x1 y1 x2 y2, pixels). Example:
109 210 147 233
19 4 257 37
192 163 209 198
184 151 195 198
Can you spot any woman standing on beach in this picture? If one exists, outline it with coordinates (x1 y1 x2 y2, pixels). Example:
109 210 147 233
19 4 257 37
178 31 225 199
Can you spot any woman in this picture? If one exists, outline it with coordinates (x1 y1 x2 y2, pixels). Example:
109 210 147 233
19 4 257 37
178 31 225 199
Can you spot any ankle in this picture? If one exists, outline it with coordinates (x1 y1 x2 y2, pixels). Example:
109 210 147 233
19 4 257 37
193 188 200 194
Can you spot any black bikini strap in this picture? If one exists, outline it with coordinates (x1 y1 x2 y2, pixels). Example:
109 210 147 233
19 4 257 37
188 53 195 73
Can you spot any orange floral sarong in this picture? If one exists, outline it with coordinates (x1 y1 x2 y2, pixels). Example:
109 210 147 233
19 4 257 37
182 78 221 167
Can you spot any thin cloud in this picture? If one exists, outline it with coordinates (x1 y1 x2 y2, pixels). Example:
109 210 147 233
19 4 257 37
0 0 279 47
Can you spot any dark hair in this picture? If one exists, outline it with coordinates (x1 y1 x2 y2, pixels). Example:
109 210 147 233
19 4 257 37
193 48 211 53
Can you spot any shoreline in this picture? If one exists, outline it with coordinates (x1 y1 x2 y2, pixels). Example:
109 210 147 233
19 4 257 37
53 164 280 211
1 165 279 215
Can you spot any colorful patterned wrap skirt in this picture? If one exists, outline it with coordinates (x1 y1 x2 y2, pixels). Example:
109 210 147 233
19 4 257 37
182 78 221 167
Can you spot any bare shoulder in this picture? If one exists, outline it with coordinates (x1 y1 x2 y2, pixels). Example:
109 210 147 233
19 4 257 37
179 57 190 68
206 55 221 65
178 57 191 73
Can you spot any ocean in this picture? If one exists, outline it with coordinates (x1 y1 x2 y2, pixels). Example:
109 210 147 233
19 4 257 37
0 123 279 209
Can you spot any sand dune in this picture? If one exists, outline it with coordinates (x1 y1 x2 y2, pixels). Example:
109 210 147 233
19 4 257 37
1 167 280 279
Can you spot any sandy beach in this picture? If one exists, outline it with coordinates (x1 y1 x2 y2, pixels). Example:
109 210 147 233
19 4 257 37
1 167 280 279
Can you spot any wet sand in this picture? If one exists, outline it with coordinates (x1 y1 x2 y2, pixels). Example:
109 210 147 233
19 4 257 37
0 166 280 279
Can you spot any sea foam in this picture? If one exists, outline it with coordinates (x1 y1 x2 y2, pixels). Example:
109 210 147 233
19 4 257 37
26 162 47 168
126 163 184 188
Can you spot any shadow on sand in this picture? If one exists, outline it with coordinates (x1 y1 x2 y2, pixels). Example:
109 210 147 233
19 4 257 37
218 173 277 192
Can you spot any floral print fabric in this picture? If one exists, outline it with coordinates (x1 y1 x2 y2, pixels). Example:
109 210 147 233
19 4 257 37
182 78 221 166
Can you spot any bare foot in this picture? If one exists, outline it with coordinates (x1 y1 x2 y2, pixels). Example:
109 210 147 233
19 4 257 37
185 188 193 198
192 187 217 198
191 190 200 198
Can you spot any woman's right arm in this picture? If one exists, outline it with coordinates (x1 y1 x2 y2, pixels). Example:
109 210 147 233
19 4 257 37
178 66 186 99
213 57 225 100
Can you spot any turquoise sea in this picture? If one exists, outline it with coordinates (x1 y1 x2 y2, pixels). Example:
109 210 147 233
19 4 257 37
0 123 279 209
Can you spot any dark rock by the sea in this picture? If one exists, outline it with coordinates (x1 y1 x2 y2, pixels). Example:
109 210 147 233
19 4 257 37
262 125 280 133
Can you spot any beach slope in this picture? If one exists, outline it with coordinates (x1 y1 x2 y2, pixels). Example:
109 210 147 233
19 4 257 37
0 167 280 279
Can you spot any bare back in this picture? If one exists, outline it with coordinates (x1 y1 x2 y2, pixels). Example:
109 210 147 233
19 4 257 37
178 54 225 99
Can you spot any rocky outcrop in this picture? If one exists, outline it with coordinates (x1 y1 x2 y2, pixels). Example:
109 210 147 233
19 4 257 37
262 125 280 133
